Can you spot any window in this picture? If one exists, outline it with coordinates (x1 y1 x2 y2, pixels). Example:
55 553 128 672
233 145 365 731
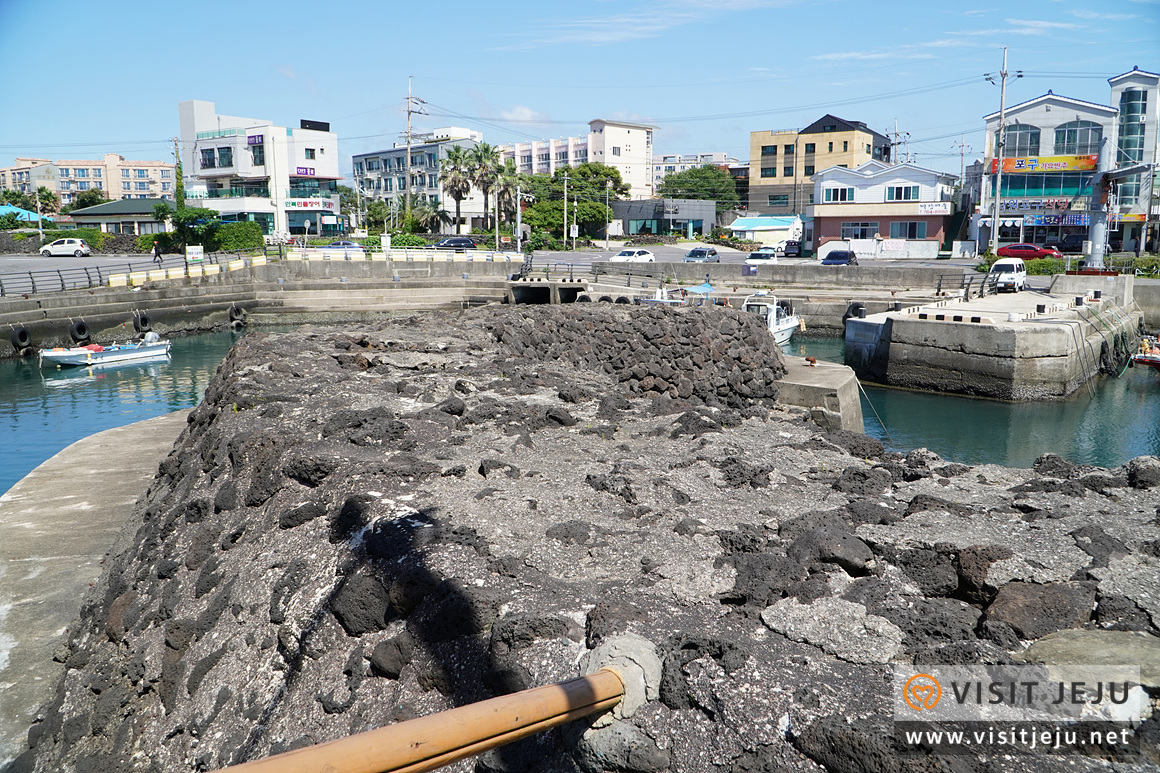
823 124 836 132
60 168 69 177
885 185 920 202
761 145 777 156
996 124 1040 157
135 181 149 191
122 169 131 178
61 180 71 190
123 181 132 191
305 148 316 160
200 149 216 169
93 169 101 178
251 144 265 166
160 170 170 179
520 154 532 165
75 168 88 178
78 181 89 190
161 183 170 191
842 141 848 152
784 145 794 155
768 194 789 207
804 143 815 154
217 147 232 167
828 142 833 152
136 169 147 178
1117 89 1147 203
804 165 815 176
841 222 878 239
612 146 621 156
823 187 855 202
760 167 776 178
93 181 102 189
890 221 926 239
783 166 793 176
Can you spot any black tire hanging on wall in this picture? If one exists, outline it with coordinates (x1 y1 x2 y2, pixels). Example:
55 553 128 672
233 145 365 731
69 321 90 343
9 326 31 351
228 304 243 322
577 295 592 303
230 319 244 332
842 302 865 324
615 296 630 304
133 313 151 333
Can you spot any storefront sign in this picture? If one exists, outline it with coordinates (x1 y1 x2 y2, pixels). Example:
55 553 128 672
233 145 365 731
247 135 264 145
284 199 335 210
917 202 951 215
1023 214 1064 226
1114 213 1146 222
185 245 204 262
999 198 1074 212
989 154 1097 174
296 167 315 176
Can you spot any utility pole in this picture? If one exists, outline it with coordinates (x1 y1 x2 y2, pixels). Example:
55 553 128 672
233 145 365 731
404 76 427 221
516 184 522 253
605 179 610 250
34 182 43 243
572 194 578 251
987 48 1021 256
952 134 972 184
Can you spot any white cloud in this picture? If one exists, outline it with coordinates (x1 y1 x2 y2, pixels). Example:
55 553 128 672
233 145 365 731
1066 8 1139 19
276 65 297 80
500 105 551 123
1004 17 1084 30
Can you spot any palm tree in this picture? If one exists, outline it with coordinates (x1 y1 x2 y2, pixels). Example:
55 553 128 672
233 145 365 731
411 198 449 233
469 142 501 231
438 145 473 235
493 159 520 227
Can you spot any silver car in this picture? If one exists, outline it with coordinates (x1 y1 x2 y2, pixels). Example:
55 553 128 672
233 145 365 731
41 238 92 257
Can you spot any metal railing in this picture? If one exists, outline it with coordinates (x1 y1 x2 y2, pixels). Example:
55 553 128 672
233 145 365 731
0 253 226 298
225 670 623 773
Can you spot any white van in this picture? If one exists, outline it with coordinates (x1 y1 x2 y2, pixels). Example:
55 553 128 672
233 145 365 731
988 258 1027 292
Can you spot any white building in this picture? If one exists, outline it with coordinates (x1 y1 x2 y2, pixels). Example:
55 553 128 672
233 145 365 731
498 119 656 200
178 100 342 238
351 127 485 231
0 153 175 206
652 152 738 189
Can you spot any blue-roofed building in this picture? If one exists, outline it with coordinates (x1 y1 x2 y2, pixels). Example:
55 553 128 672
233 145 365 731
725 215 803 245
0 204 51 223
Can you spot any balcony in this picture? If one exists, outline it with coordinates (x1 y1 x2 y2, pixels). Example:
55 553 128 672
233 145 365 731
287 187 334 199
186 186 271 200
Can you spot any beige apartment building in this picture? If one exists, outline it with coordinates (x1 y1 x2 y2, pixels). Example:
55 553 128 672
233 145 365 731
0 153 176 207
749 114 891 215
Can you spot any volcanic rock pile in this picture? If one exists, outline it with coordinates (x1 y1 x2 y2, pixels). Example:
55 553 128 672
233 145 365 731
8 304 1159 773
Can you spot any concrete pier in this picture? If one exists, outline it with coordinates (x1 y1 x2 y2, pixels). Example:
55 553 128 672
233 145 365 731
845 284 1142 400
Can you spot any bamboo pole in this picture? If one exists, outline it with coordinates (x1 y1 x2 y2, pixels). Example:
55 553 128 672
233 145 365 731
225 669 625 773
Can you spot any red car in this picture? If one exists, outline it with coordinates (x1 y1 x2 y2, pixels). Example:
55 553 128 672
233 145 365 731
996 243 1062 259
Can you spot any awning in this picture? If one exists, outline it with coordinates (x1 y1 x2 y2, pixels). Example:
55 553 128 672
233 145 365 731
681 282 716 295
978 218 1023 228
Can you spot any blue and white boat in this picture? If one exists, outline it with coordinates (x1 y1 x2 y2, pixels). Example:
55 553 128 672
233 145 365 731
40 333 171 369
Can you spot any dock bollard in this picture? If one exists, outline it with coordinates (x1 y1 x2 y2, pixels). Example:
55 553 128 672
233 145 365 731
1036 304 1046 314
857 308 867 318
1093 290 1102 300
1076 296 1085 306
893 301 902 311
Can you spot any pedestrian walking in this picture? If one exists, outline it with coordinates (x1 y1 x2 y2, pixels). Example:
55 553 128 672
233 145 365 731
152 240 163 266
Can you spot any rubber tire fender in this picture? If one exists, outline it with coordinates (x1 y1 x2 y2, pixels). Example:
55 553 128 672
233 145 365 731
842 302 865 324
133 313 152 333
69 321 90 343
228 304 243 322
9 326 31 350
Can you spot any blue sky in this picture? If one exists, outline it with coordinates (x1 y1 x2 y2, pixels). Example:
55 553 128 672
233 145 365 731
0 0 1156 181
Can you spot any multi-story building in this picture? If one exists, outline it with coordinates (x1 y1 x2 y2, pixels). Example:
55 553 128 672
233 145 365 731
749 115 891 216
975 67 1159 251
352 127 485 231
651 152 739 190
499 119 656 200
178 100 341 238
0 153 175 207
812 160 958 259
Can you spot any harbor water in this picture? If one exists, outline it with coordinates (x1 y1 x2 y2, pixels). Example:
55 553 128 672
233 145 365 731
2 329 1159 498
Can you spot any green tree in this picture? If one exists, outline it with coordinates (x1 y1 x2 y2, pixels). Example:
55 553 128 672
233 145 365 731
36 187 60 214
174 156 185 208
493 158 520 226
523 199 610 237
338 185 358 224
0 212 22 230
410 198 449 233
69 188 110 211
469 142 501 231
365 199 388 234
657 166 739 213
439 145 474 234
164 206 219 247
518 163 628 206
1 189 34 211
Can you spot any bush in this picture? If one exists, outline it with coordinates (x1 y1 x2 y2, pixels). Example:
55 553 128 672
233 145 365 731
37 228 112 251
524 232 565 252
704 235 761 251
135 232 181 254
214 221 264 252
388 232 427 247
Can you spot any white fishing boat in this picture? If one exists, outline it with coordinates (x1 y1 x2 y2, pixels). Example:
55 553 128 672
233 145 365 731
742 292 802 345
40 332 171 369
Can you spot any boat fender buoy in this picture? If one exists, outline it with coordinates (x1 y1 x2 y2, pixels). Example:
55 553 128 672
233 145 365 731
842 302 865 324
9 325 31 351
228 304 243 322
230 319 244 331
133 313 151 333
69 321 90 344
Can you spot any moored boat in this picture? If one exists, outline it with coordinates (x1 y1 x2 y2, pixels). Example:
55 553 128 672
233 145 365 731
742 292 802 345
40 333 171 369
1132 337 1160 373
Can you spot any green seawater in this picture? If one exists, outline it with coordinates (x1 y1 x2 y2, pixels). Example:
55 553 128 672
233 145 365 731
783 336 1160 469
2 328 1159 497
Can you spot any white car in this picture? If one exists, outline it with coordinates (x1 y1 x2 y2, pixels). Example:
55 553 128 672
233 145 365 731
40 238 92 257
745 248 778 265
609 249 655 263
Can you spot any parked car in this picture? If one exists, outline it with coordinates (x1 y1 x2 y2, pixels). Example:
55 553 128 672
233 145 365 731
988 258 1027 292
609 248 655 263
327 240 360 248
996 243 1061 259
433 237 476 250
1055 234 1088 254
820 250 858 266
40 238 92 257
682 247 719 263
775 240 802 257
745 248 778 265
